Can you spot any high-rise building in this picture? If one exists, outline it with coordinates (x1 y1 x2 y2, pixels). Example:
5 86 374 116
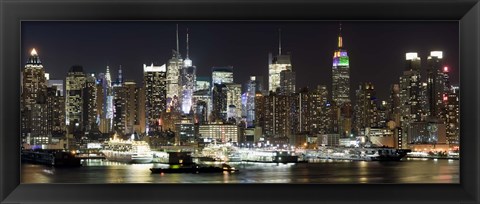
198 122 241 143
244 76 258 127
225 83 242 123
180 30 196 114
212 83 228 122
426 51 448 120
195 76 211 91
268 29 292 93
212 66 234 85
389 84 401 126
399 52 423 148
309 85 329 134
83 73 97 132
445 85 459 146
112 82 125 135
123 81 138 135
332 24 351 106
104 66 114 131
166 26 183 113
135 87 146 134
353 82 378 135
144 63 167 134
21 49 48 141
66 65 86 133
279 69 296 95
45 86 65 137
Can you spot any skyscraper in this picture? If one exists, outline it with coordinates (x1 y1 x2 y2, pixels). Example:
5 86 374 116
268 29 292 93
309 85 329 134
426 51 447 120
166 25 183 113
279 69 296 95
180 29 196 114
399 52 423 148
21 48 48 142
66 65 86 133
225 83 242 123
212 83 228 122
143 63 167 134
212 66 234 85
123 81 138 135
353 82 378 134
332 24 351 106
83 73 97 132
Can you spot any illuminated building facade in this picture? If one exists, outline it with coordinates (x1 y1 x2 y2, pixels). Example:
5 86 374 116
166 52 183 113
212 83 228 122
144 63 167 134
399 52 423 148
122 81 138 135
198 122 240 143
332 24 351 106
244 76 258 127
180 30 196 114
268 29 292 93
21 49 48 142
83 74 97 132
353 82 378 135
309 85 329 134
212 66 234 85
426 51 448 121
46 83 65 137
66 65 86 133
445 86 459 146
279 69 296 95
225 83 242 123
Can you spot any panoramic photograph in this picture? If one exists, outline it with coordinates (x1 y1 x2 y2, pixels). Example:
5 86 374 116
20 21 459 184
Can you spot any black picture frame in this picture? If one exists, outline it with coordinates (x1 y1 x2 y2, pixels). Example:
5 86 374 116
1 0 479 203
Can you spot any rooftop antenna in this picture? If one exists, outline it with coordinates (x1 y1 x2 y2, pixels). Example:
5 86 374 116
186 27 190 59
278 28 282 55
176 24 180 58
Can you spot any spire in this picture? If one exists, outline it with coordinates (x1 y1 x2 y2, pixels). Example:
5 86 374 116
27 48 42 65
176 24 180 58
278 28 282 55
338 23 343 48
186 27 190 59
31 48 38 56
183 27 193 67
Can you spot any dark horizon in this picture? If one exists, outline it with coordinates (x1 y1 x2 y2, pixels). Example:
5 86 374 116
21 21 459 100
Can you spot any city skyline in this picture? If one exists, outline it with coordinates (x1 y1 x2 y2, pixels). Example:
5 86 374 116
22 21 459 100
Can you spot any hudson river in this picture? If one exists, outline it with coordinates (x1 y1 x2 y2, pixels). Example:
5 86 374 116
21 158 459 184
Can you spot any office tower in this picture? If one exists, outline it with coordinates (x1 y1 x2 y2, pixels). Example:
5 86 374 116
399 52 423 148
112 81 125 135
254 92 265 128
135 87 146 134
47 79 64 96
180 29 196 114
166 25 183 113
426 51 447 120
21 49 48 141
212 66 234 85
95 73 106 133
294 87 310 134
263 92 290 138
212 83 228 122
144 63 167 134
105 66 114 130
244 76 258 127
268 29 292 93
332 24 351 106
353 82 378 135
175 116 196 145
279 69 296 95
83 73 97 132
389 84 401 126
66 65 86 133
309 85 329 134
445 85 459 146
195 76 211 91
46 86 65 137
225 83 242 123
198 123 241 143
122 81 138 135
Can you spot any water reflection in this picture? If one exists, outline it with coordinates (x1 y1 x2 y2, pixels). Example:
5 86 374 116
22 159 459 184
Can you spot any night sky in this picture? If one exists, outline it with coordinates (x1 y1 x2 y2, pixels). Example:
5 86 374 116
21 21 459 100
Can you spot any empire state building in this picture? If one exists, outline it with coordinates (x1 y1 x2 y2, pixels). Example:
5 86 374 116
332 23 351 106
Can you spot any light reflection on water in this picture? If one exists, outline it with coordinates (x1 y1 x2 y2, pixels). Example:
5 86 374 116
21 159 459 184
